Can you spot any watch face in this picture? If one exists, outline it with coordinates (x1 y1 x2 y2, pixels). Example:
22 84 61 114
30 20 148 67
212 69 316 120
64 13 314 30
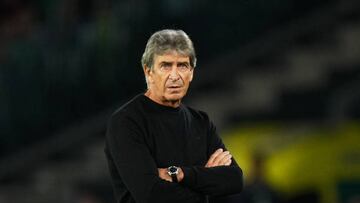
169 167 177 173
168 166 178 175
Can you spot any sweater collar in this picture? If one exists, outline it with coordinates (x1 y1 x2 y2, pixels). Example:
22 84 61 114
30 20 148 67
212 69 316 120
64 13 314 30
140 94 183 113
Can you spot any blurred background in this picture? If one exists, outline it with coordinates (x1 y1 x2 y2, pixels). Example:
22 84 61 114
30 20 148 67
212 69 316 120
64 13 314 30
0 0 359 202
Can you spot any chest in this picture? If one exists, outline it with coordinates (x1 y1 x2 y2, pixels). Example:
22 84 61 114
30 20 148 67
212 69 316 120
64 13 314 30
144 114 209 167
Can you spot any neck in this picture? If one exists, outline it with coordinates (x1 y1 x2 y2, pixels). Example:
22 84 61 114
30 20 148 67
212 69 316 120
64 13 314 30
144 90 181 108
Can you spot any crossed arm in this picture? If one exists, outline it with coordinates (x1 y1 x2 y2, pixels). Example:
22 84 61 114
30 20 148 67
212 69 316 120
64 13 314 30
106 114 243 203
158 148 232 182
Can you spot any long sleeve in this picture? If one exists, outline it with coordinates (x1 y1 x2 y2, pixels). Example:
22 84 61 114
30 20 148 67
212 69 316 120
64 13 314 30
105 113 205 203
180 113 244 196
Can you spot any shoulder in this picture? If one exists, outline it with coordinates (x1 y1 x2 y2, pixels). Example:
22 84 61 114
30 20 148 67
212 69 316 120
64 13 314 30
110 94 145 123
106 94 148 140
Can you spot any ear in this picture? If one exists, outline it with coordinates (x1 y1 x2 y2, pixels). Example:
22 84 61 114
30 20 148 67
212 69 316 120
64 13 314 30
143 65 153 83
143 65 150 76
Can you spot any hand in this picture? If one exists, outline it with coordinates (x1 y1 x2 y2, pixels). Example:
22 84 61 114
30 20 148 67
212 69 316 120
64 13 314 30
205 148 232 168
158 167 184 182
158 168 172 182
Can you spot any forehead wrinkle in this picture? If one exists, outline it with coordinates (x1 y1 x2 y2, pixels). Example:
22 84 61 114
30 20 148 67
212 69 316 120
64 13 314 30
155 54 190 64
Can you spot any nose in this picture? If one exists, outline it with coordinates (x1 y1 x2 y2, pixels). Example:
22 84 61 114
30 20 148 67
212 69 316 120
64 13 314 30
169 66 180 81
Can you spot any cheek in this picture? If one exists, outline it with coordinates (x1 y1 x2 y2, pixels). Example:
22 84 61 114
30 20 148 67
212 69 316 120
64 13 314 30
158 76 168 89
183 75 192 84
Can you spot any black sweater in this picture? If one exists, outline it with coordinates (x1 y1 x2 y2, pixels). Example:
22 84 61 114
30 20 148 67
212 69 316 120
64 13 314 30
104 94 243 203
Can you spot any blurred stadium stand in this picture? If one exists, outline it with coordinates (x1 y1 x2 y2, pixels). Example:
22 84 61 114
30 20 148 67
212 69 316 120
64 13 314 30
0 0 359 202
190 0 360 128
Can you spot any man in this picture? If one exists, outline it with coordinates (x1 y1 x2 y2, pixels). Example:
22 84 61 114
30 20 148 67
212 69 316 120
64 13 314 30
104 29 243 203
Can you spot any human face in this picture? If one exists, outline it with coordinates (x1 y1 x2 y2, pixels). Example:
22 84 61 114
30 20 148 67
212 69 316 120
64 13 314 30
144 52 194 107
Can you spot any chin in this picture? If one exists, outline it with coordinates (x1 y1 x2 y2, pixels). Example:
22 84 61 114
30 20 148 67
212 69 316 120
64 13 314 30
165 93 185 101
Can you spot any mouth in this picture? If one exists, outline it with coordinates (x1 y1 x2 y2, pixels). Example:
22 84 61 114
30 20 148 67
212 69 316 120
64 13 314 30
166 85 182 92
167 85 182 89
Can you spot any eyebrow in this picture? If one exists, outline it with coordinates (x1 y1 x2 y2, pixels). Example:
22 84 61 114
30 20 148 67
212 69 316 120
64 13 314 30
159 61 172 66
177 62 190 66
159 61 190 65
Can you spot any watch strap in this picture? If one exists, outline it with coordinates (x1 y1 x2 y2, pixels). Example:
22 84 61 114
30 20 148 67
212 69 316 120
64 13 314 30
170 173 178 183
167 166 179 183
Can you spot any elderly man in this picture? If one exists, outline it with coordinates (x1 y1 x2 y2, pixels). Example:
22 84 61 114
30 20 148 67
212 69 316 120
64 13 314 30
105 29 243 203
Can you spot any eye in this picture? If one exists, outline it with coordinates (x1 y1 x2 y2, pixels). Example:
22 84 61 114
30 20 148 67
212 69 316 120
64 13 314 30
160 63 172 71
178 63 190 72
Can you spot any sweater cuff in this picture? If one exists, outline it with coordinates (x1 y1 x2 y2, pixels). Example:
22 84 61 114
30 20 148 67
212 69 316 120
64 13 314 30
180 166 196 187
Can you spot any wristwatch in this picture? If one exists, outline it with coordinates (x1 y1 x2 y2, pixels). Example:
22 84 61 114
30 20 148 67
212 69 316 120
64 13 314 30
167 166 179 183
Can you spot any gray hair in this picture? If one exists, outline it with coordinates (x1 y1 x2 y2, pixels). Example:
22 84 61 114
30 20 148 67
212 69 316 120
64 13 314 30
141 29 197 69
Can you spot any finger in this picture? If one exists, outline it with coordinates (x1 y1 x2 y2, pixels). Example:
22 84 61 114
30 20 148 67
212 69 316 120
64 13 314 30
206 152 226 167
206 149 222 167
164 176 172 182
224 158 232 166
206 148 223 166
206 149 227 167
160 175 172 182
212 151 230 166
158 168 172 182
227 158 232 165
218 154 232 165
